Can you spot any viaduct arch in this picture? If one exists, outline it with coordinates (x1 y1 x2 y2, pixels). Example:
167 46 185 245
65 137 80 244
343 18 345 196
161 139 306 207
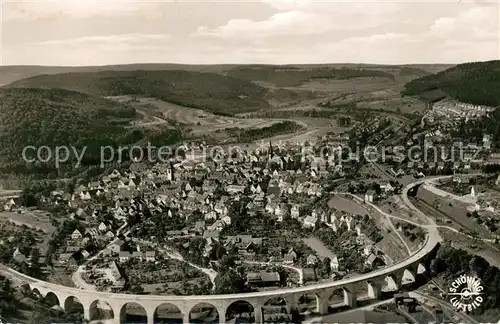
2 178 442 324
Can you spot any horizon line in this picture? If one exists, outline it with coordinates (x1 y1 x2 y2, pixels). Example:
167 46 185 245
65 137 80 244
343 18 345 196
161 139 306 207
3 60 498 68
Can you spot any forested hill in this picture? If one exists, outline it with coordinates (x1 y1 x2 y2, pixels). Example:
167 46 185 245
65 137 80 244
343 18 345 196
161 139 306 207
5 70 271 115
402 60 500 106
0 88 144 171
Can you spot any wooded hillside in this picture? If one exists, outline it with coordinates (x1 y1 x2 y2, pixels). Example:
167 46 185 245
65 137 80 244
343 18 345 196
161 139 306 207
402 60 500 106
6 70 271 115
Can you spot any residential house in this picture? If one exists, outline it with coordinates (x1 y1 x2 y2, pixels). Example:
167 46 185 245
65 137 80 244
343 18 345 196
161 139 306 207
3 199 15 211
132 251 143 259
81 250 90 260
144 251 156 262
214 203 228 216
453 175 471 184
58 253 76 266
380 183 394 194
226 185 245 194
303 215 318 229
119 251 131 263
302 268 316 282
290 205 300 219
306 254 318 266
246 272 280 287
225 235 263 253
98 222 108 232
283 248 297 264
365 253 385 267
109 239 125 254
12 248 27 264
66 246 80 253
330 255 340 271
363 244 374 256
344 215 355 231
265 202 278 214
204 210 217 221
222 215 232 226
71 229 83 241
364 190 376 203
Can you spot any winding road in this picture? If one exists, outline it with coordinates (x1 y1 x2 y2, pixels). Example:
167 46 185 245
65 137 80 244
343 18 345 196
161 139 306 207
340 192 412 255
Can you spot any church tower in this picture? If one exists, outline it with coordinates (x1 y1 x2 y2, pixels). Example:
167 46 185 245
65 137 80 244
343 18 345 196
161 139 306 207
169 161 175 181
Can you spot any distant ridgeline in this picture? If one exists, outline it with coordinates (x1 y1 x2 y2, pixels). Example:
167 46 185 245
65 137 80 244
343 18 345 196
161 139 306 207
403 60 500 146
227 66 395 87
5 70 272 116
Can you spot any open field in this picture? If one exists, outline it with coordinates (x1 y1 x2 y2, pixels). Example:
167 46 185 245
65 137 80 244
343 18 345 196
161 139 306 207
290 77 398 93
0 210 54 234
119 96 346 145
0 189 22 197
119 96 291 135
0 220 49 258
273 74 426 115
302 237 337 261
328 195 368 216
415 186 494 238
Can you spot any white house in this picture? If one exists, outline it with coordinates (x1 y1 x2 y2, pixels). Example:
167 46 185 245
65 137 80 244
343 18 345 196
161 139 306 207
364 190 376 203
222 215 232 226
363 244 374 256
330 255 339 271
144 251 156 262
303 216 318 229
290 205 300 219
306 254 318 265
80 191 91 201
380 183 394 193
98 222 108 232
344 216 355 231
71 229 83 240
3 199 15 211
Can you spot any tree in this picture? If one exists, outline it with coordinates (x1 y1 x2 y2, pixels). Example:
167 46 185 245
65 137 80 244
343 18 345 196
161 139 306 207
0 276 19 318
28 247 43 279
215 246 227 261
219 254 235 268
469 256 489 278
317 257 331 277
213 270 248 294
129 283 144 294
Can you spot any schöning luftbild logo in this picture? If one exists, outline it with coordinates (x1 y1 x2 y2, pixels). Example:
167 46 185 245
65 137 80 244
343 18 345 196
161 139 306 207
448 274 484 312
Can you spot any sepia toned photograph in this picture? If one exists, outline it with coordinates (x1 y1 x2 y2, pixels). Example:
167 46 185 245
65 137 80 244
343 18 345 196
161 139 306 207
0 0 499 323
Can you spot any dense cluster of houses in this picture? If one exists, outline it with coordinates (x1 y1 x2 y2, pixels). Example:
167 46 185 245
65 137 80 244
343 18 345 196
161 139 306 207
431 100 495 121
380 131 496 176
4 139 394 292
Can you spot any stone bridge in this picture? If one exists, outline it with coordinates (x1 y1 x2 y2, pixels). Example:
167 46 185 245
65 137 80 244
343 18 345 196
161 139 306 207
4 233 440 324
3 179 443 323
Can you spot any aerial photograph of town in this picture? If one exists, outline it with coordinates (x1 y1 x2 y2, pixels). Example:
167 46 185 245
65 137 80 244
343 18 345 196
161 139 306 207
0 0 499 323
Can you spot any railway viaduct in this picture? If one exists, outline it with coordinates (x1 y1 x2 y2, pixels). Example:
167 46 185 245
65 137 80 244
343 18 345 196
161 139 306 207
2 179 442 323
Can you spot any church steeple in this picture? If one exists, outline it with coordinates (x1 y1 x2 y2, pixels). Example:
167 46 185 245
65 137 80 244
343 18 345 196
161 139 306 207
268 140 273 159
169 161 175 181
